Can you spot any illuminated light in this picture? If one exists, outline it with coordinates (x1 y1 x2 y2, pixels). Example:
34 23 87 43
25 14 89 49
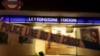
73 28 76 33
73 28 76 38
68 25 73 26
33 26 43 30
66 28 76 38
43 27 51 32
51 27 76 37
53 27 76 38
43 29 49 32
51 27 67 35
35 23 47 26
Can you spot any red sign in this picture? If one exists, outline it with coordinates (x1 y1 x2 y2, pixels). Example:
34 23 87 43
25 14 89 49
3 0 21 10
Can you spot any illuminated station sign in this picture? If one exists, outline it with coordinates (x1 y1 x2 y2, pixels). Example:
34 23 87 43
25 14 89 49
0 16 100 24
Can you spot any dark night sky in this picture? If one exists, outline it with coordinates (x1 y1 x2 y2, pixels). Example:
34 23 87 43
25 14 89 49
0 0 100 13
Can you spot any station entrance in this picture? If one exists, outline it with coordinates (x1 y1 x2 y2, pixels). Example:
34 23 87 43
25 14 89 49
0 16 100 56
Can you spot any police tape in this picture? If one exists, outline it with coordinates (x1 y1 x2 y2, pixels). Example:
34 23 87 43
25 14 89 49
0 22 84 47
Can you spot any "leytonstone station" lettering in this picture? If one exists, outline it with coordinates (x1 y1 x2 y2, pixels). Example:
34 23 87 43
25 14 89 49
29 17 58 22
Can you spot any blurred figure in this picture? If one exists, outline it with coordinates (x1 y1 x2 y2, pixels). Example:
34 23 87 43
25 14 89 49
39 51 44 56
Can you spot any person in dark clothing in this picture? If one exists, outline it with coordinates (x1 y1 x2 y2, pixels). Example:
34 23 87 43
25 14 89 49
39 51 44 56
